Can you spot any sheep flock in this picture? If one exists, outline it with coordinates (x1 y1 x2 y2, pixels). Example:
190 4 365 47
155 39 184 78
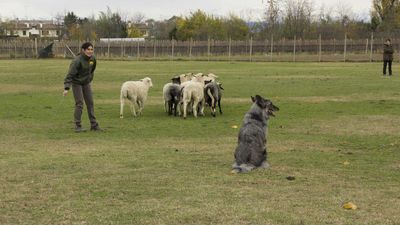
120 73 223 119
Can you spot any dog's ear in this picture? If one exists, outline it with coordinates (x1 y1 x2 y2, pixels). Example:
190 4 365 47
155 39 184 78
251 96 255 102
254 95 267 108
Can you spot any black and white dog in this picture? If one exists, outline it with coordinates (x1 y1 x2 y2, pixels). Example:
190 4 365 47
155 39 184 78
232 95 279 173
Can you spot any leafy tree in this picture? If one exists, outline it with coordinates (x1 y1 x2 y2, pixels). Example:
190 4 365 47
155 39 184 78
79 17 98 40
223 14 249 40
175 10 227 40
96 7 127 38
64 12 78 30
127 25 143 38
147 16 179 40
371 0 400 30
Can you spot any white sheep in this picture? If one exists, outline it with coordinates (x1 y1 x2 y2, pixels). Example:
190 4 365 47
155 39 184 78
120 77 153 118
179 73 193 83
181 75 205 119
203 73 218 82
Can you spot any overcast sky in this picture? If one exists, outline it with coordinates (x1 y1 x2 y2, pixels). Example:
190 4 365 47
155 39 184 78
0 0 372 21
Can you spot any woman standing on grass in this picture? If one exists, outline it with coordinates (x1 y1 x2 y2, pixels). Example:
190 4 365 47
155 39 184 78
63 42 103 132
383 38 394 77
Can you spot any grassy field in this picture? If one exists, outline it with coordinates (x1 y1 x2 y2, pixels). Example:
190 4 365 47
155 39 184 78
0 59 399 225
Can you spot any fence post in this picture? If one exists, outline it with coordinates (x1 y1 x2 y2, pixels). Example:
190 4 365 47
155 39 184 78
34 38 38 58
137 41 140 61
207 38 211 61
365 38 369 54
249 36 253 62
171 39 174 61
107 38 110 59
333 38 336 54
344 33 347 62
153 39 157 59
370 32 374 62
189 37 193 60
270 34 274 62
14 40 17 58
120 41 124 58
228 37 232 61
293 35 296 62
319 34 322 62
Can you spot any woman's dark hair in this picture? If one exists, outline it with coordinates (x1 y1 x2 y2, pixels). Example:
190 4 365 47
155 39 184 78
81 42 93 50
386 38 391 42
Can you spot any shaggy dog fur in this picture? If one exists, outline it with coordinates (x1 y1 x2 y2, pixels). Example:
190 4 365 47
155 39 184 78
232 95 279 173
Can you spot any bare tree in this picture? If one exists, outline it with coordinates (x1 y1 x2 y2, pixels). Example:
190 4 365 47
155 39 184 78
335 1 355 28
130 12 146 24
282 0 313 38
263 0 281 35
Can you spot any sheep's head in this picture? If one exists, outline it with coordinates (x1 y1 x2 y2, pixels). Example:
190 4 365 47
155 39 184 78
191 73 205 83
141 77 153 87
207 73 218 79
171 76 181 84
218 82 224 90
202 73 217 82
179 73 193 83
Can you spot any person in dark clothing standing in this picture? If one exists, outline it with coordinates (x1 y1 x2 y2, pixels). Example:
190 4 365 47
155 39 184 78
383 39 394 76
63 42 103 132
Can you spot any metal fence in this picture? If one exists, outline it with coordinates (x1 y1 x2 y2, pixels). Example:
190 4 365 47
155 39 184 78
1 34 399 62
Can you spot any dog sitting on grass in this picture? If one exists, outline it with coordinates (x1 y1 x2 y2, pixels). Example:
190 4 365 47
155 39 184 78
232 95 279 173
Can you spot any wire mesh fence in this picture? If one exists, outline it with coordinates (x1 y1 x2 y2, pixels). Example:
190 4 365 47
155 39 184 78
0 34 399 62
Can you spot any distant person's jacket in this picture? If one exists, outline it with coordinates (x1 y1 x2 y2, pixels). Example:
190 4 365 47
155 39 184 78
383 43 394 61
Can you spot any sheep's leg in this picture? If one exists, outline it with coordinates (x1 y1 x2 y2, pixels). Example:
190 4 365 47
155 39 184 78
207 89 215 116
171 102 176 116
178 102 182 116
164 101 168 113
120 98 125 118
211 97 216 117
187 102 192 114
168 101 173 115
218 98 222 114
199 98 205 116
192 101 198 118
130 97 137 117
183 101 188 119
137 100 143 116
173 102 177 116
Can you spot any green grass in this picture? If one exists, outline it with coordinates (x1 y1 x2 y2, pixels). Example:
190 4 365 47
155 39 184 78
1 59 400 225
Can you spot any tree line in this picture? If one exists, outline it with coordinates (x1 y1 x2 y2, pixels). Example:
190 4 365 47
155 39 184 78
1 0 399 41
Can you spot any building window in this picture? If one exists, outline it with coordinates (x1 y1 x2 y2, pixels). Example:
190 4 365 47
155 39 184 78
23 31 27 36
